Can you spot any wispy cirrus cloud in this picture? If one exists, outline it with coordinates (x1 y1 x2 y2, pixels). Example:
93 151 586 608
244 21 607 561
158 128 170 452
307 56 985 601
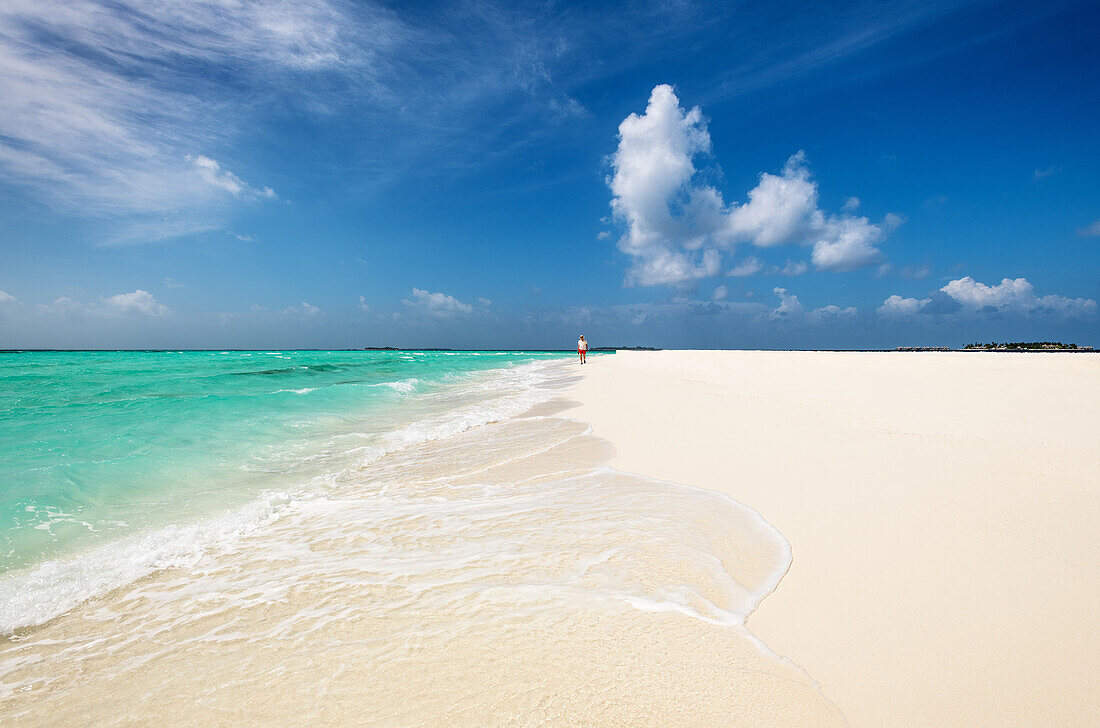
0 0 377 237
189 156 276 200
1 0 970 238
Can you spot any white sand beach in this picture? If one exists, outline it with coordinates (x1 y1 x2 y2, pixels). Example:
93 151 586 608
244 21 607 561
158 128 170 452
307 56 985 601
3 351 1096 726
569 350 1100 727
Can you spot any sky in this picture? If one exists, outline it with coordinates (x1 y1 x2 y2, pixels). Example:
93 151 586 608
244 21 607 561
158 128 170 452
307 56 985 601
0 0 1098 349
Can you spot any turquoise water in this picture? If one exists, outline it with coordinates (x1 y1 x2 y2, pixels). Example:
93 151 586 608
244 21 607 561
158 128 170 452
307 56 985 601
0 350 571 574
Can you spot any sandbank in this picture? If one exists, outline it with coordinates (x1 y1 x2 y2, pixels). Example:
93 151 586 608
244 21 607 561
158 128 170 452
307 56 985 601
568 350 1099 727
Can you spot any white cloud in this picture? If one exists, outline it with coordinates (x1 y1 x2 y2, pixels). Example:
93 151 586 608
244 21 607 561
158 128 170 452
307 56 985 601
0 290 16 304
770 287 804 319
478 297 492 307
608 84 718 286
189 155 276 199
1033 165 1061 180
282 301 321 316
712 285 729 301
102 289 169 315
877 294 929 319
770 287 854 323
35 296 82 314
809 213 886 271
879 276 1097 319
402 288 473 316
607 85 897 286
842 196 860 211
1078 219 1100 237
778 259 808 276
810 304 858 321
727 257 763 277
0 0 360 237
941 276 1096 316
725 152 820 247
882 212 906 232
358 296 371 312
164 277 184 288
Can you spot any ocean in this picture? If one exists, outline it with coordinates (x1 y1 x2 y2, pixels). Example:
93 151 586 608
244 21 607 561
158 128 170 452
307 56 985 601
0 350 841 725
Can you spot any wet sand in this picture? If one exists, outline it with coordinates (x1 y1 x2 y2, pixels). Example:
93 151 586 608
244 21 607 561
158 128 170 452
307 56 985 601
1 360 844 726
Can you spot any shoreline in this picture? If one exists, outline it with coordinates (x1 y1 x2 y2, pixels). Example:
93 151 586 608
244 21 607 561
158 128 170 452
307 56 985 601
3 351 1095 724
566 350 1100 727
1 356 847 726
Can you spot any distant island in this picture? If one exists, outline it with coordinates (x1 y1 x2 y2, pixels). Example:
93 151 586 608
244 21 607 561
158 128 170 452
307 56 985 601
893 342 1095 352
963 341 1093 351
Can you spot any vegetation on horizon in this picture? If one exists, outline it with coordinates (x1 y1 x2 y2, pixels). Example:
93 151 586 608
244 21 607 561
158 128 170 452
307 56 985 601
963 341 1084 350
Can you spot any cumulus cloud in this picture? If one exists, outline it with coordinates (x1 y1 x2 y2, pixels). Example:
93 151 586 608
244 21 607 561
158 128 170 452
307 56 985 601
189 156 276 199
724 151 820 247
811 304 859 321
879 276 1096 319
770 287 803 320
102 289 169 315
770 287 856 323
402 288 473 317
607 84 719 286
941 276 1096 316
712 284 729 301
809 213 886 271
0 290 16 304
358 296 371 312
877 294 929 319
607 85 897 286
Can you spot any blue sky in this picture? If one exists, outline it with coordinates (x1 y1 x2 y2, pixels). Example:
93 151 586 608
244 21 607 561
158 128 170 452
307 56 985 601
0 0 1097 349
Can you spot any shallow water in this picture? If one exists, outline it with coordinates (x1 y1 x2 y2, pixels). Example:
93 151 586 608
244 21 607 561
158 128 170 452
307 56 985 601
0 353 841 725
0 350 572 630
